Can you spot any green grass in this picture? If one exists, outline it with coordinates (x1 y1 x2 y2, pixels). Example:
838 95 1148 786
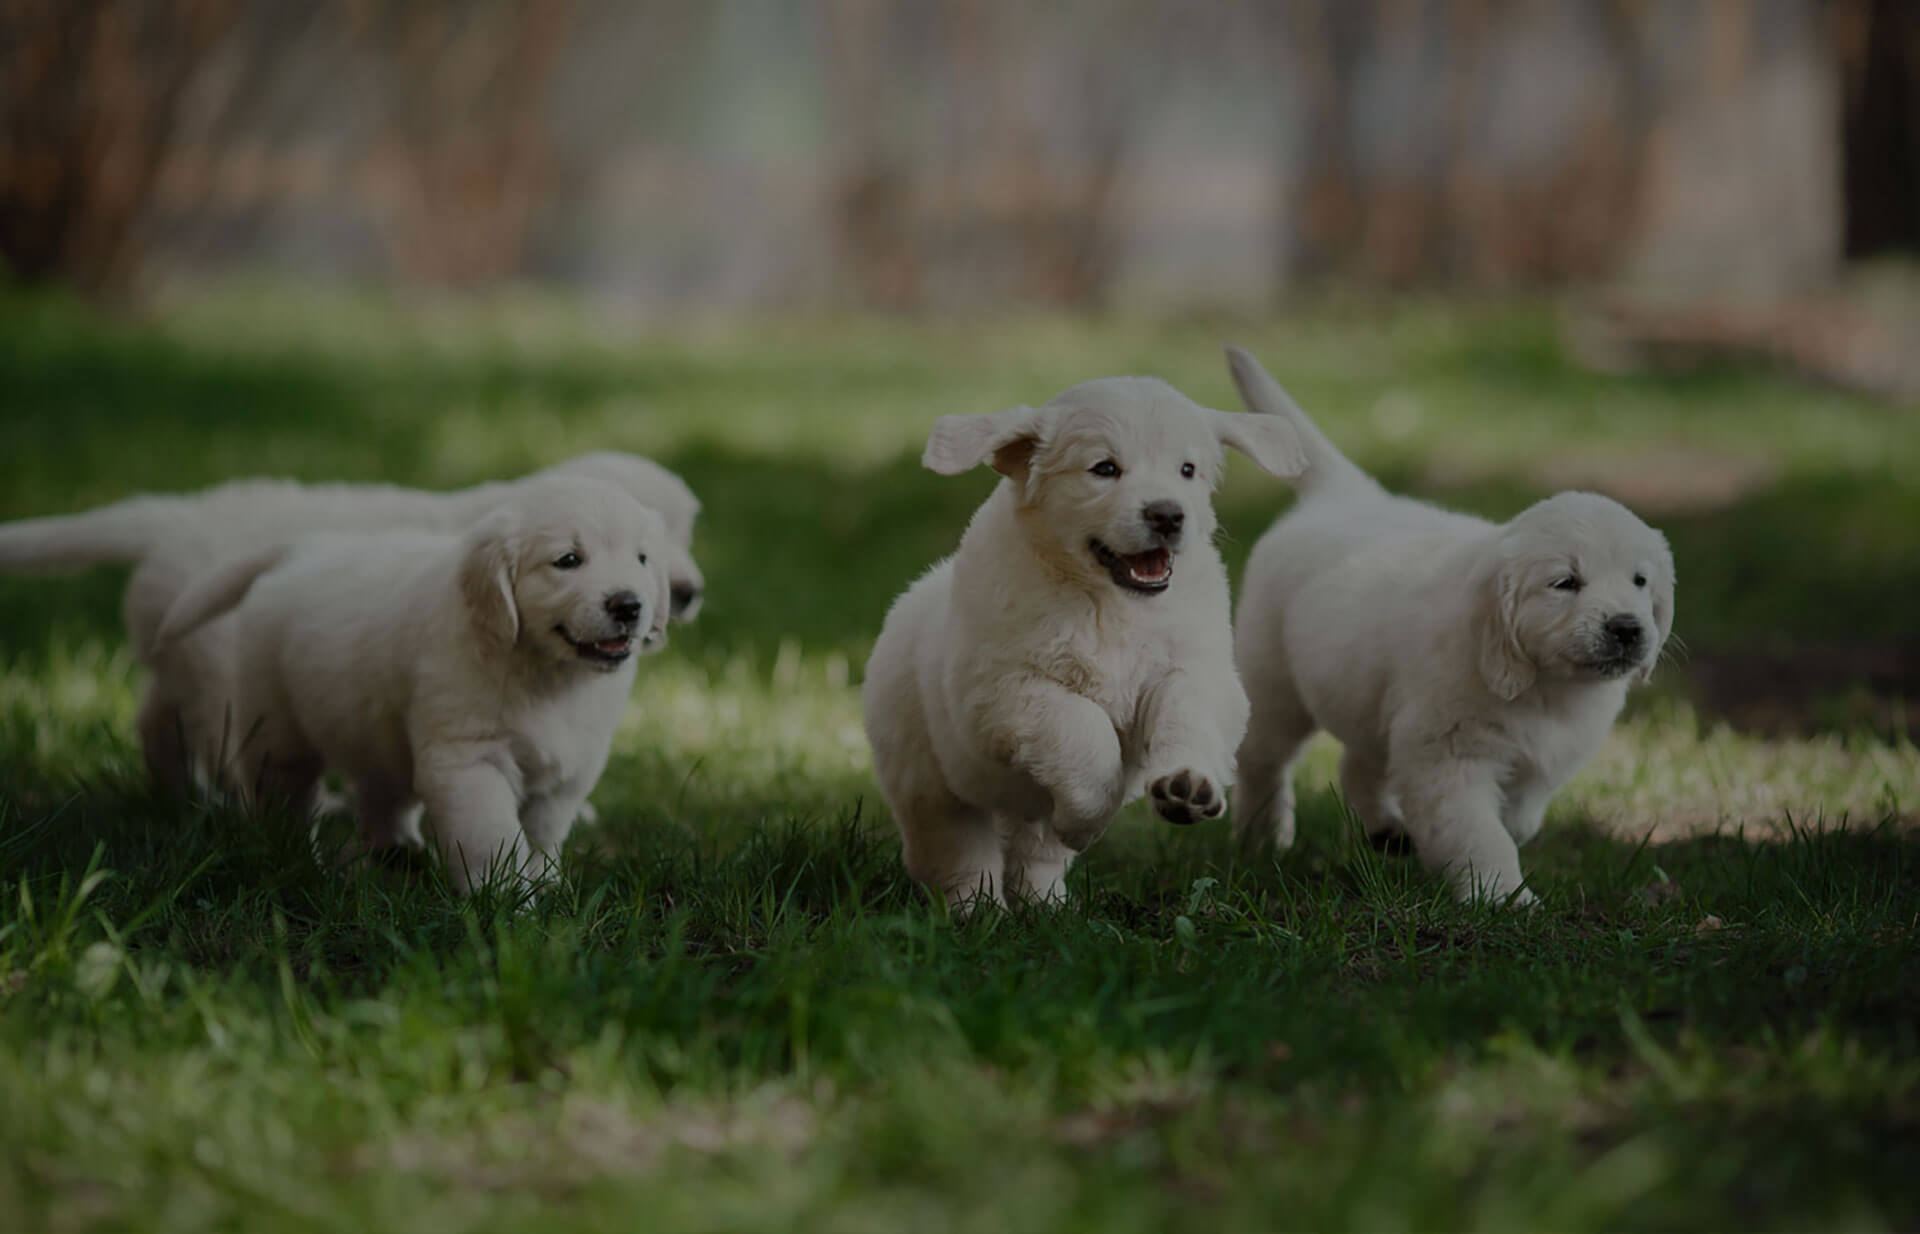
1 285 1917 1232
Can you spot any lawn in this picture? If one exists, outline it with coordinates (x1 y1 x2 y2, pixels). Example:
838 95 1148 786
1 286 1916 1232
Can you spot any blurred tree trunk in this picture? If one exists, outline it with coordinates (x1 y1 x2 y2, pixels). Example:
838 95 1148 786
1835 0 1920 258
355 0 576 287
0 0 237 296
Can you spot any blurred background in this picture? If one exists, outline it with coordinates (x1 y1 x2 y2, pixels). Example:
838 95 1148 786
1 1 1915 328
1 0 1915 829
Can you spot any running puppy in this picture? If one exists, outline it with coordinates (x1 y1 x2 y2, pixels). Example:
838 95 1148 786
0 452 702 795
154 477 673 893
863 376 1306 910
1226 345 1675 904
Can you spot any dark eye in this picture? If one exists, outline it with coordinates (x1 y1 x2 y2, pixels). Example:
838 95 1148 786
552 551 583 570
637 552 648 566
1089 459 1121 478
1551 575 1582 592
1633 572 1647 588
1180 462 1196 479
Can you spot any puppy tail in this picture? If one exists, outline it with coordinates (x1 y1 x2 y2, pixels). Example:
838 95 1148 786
153 545 290 652
0 498 175 572
1224 344 1377 499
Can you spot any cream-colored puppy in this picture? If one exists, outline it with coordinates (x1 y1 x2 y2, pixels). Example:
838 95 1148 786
153 477 673 893
0 452 702 795
863 377 1306 910
1226 345 1675 903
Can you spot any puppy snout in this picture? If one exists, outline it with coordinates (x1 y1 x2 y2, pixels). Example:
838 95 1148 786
605 590 644 627
1603 614 1644 650
1142 499 1185 541
669 580 701 618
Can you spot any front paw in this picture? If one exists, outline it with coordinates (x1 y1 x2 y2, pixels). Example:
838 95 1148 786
1148 768 1225 826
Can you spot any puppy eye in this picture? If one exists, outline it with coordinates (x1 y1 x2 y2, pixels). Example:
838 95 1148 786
1550 575 1582 592
636 552 648 566
1180 462 1196 479
1089 459 1121 478
552 551 583 570
1633 572 1647 588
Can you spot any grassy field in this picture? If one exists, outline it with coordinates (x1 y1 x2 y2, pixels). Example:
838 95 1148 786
1 286 1916 1232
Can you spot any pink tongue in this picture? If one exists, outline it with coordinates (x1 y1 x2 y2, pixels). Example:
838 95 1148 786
1126 549 1171 581
595 638 630 654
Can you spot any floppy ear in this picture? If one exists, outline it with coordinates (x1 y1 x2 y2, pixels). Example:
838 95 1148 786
459 513 520 648
1206 408 1308 479
641 557 673 652
1637 533 1677 685
1476 552 1536 701
922 406 1044 482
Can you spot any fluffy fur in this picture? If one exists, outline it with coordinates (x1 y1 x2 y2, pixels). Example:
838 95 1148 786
1225 345 1675 903
0 452 702 795
863 376 1307 910
153 477 674 893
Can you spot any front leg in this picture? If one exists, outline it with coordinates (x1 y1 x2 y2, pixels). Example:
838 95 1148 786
1501 776 1557 848
1140 668 1245 827
520 790 589 863
1390 756 1533 905
415 752 534 896
994 681 1126 853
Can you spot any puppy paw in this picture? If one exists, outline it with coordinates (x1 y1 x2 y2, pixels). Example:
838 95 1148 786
1148 769 1225 826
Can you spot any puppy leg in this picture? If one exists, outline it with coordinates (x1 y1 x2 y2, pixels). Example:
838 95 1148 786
899 796 1004 912
1339 745 1407 850
1001 815 1074 905
1501 777 1555 848
1391 758 1532 905
519 792 585 875
135 685 192 799
1003 683 1127 852
416 757 532 896
1234 688 1315 851
1139 670 1242 828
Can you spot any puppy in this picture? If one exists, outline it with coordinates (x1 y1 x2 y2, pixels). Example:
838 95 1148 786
1225 346 1675 903
0 452 702 795
153 477 673 893
862 376 1305 910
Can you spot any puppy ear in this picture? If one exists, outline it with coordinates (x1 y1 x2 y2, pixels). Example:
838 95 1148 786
459 513 520 648
922 406 1044 481
1636 532 1677 685
1207 408 1308 479
1477 554 1535 701
641 557 673 653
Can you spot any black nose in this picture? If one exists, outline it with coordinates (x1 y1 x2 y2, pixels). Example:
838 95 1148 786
669 581 700 617
605 591 643 626
1143 500 1185 540
1604 614 1643 648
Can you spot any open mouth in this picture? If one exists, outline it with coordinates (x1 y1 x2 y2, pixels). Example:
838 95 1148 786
1089 540 1173 594
556 625 634 666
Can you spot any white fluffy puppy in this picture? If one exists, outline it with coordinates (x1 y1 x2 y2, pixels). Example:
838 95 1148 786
1225 345 1675 903
863 377 1306 910
152 476 674 893
0 452 702 795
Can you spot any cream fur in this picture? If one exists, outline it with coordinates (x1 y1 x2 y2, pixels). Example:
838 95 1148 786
1225 345 1676 904
153 477 674 894
0 452 701 796
863 375 1306 911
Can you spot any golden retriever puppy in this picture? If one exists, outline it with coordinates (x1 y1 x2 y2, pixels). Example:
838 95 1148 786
153 477 673 893
1226 346 1675 904
0 452 701 796
863 376 1306 910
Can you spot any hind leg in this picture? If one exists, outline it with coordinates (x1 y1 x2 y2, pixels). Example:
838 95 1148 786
1234 684 1316 852
1339 744 1408 850
1001 815 1074 905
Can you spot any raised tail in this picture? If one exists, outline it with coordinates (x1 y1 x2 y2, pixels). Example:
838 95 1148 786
1223 344 1378 499
0 497 175 572
153 544 291 652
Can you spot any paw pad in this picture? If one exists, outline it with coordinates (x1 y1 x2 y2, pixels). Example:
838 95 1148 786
1149 769 1225 826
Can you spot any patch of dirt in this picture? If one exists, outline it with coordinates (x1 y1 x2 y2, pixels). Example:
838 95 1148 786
1688 643 1920 741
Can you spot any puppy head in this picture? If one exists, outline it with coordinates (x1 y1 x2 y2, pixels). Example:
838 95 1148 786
923 376 1304 596
544 452 706 622
460 477 675 673
1479 492 1675 699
